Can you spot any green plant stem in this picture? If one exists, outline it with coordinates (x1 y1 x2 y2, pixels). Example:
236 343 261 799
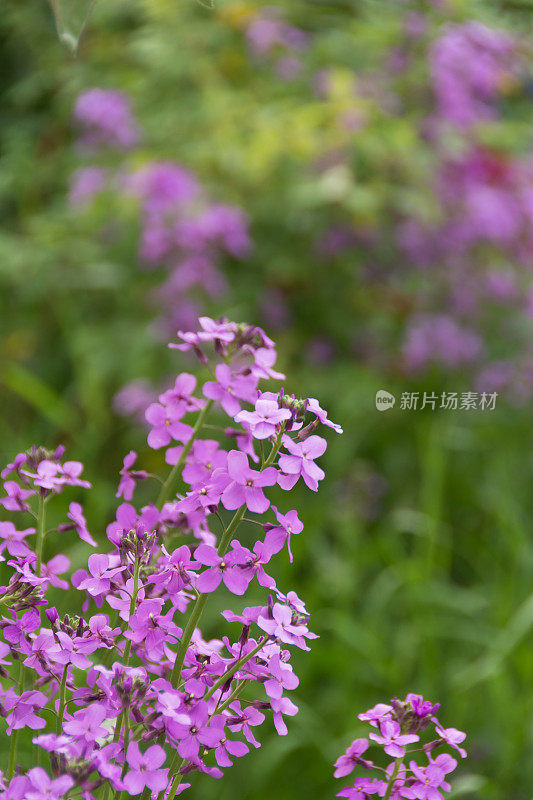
213 679 246 714
156 399 213 510
169 502 246 685
55 664 69 735
35 494 46 577
8 664 25 780
383 758 403 800
122 555 140 667
162 756 186 800
204 638 267 701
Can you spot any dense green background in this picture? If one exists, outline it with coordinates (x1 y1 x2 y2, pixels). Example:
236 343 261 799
2 1 533 797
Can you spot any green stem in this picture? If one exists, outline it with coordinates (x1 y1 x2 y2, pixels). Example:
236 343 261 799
112 556 140 751
204 638 267 701
122 555 140 667
170 593 208 685
7 664 25 780
156 400 213 510
214 679 246 714
261 424 286 470
162 756 186 800
35 494 46 577
217 505 246 556
55 664 69 735
383 758 403 800
169 503 246 685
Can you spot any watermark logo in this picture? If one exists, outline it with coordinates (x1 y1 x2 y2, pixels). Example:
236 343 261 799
374 389 499 411
375 390 396 411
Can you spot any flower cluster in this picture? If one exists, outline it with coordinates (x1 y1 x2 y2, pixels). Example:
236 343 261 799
0 317 341 799
334 694 467 800
245 8 309 82
69 95 251 339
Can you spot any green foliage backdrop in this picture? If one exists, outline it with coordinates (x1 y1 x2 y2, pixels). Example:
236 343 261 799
2 1 533 797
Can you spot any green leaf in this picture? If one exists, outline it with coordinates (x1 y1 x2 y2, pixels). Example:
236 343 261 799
47 0 97 53
1 363 79 432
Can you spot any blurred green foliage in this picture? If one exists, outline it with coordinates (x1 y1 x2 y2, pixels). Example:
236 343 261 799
2 1 533 798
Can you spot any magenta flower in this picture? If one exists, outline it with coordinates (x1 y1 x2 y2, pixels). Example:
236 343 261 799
263 653 299 699
369 718 419 758
76 554 125 596
409 761 448 800
257 603 314 650
63 704 108 744
336 777 377 799
203 364 258 417
145 403 193 449
358 702 393 727
180 439 228 486
25 768 74 800
171 701 224 760
0 481 34 512
278 435 326 491
195 544 250 595
41 555 70 591
159 373 202 415
5 690 48 733
171 316 237 351
221 451 277 513
235 396 291 439
334 739 370 778
226 701 265 748
0 522 34 557
211 714 249 767
73 88 140 150
434 725 467 758
123 742 169 796
116 451 147 501
60 502 97 547
307 397 343 433
264 506 303 562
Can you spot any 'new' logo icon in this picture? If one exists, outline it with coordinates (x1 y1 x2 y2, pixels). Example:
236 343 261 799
375 390 395 411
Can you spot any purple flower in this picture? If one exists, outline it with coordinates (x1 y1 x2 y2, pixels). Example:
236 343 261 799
0 522 34 558
257 602 315 650
235 396 291 440
0 481 34 512
334 739 370 778
60 502 97 547
63 704 108 745
203 364 258 417
180 440 228 486
409 762 448 800
226 701 265 748
116 451 147 501
278 435 326 491
358 702 393 727
69 166 108 207
434 725 467 758
145 403 194 449
195 544 250 595
73 88 140 150
76 554 124 596
369 718 419 758
24 768 74 800
171 701 224 760
221 451 277 514
41 555 70 591
307 398 343 433
336 777 378 799
264 506 303 562
263 652 299 699
123 742 169 796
